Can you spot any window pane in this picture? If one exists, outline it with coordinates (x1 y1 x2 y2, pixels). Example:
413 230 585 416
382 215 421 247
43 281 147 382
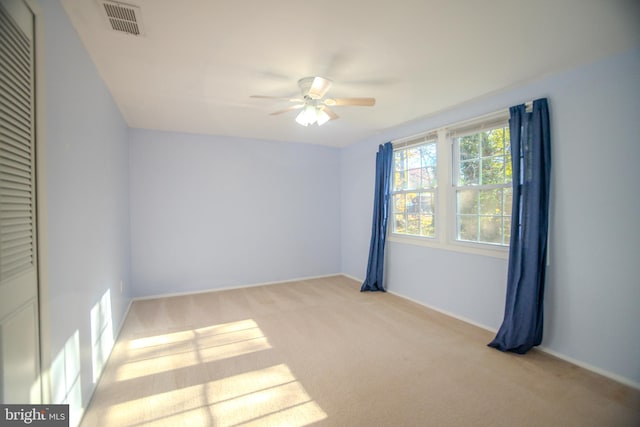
403 192 419 215
458 215 478 241
459 160 479 185
422 166 437 188
479 189 503 215
393 170 405 191
407 147 421 169
394 151 406 171
503 217 511 245
504 187 513 217
419 192 434 214
457 189 511 245
391 191 436 238
481 157 506 185
479 216 502 244
457 189 478 214
420 143 437 167
418 167 428 188
407 168 421 189
419 214 435 237
482 128 507 157
393 193 406 214
407 214 420 235
458 135 480 160
394 214 405 233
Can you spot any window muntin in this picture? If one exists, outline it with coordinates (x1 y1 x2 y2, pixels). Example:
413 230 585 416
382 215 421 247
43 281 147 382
391 141 437 238
454 125 512 245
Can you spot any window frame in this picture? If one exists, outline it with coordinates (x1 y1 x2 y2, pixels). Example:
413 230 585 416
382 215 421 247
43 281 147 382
388 111 511 259
390 134 439 240
451 122 512 247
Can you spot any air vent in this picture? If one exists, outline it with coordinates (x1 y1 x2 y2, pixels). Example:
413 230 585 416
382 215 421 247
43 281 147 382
99 1 144 36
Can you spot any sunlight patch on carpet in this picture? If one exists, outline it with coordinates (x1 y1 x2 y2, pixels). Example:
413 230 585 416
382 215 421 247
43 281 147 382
104 363 327 426
116 319 272 381
128 319 261 350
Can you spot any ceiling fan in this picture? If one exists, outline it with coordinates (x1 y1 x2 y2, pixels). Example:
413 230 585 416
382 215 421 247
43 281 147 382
250 76 376 126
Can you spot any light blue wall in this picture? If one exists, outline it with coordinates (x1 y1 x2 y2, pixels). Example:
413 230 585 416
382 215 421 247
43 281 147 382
129 130 341 297
542 48 640 386
341 48 640 386
38 0 131 420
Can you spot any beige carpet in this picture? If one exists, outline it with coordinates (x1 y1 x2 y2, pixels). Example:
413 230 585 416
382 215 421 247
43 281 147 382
80 275 640 427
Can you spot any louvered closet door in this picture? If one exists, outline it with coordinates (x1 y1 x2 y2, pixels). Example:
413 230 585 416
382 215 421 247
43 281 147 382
0 0 40 404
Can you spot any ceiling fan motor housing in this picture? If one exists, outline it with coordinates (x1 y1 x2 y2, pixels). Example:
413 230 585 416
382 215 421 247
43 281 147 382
298 76 332 100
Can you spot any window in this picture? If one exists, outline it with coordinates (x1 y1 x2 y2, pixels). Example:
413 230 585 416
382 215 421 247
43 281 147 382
390 111 512 255
453 124 512 245
391 137 437 238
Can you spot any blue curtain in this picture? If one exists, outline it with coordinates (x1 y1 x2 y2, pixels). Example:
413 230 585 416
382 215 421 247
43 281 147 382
489 98 551 353
361 142 393 292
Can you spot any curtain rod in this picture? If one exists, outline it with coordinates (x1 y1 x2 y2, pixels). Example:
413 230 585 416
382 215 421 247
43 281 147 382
452 99 535 129
392 99 536 146
393 130 438 146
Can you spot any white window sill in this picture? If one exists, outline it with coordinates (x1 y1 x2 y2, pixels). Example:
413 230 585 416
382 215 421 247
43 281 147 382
388 233 509 260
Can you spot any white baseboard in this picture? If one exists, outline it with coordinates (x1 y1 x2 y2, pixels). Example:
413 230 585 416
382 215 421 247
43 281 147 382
131 273 344 301
382 284 640 391
341 273 363 283
386 289 497 333
537 345 640 390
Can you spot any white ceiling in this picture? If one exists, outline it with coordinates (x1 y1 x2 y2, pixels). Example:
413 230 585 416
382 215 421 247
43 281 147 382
61 0 639 147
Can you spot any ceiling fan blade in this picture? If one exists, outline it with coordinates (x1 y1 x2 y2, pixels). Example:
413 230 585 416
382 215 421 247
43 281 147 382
251 95 303 102
321 106 339 121
324 97 376 107
270 105 304 115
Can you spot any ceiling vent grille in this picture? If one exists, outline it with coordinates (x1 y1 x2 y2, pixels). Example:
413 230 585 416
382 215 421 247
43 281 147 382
99 1 144 36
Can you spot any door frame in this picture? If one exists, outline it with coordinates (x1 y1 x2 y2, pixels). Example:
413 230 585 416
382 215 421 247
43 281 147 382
28 0 51 404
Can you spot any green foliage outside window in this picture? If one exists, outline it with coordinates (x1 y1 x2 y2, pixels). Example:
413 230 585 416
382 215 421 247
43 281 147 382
392 142 437 238
456 126 512 245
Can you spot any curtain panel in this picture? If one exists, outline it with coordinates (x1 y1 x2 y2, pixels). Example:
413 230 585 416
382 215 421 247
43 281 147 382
489 98 551 353
361 142 393 292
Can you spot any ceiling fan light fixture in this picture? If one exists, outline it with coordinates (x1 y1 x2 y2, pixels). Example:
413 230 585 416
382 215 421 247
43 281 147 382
295 104 331 127
316 108 331 126
295 104 315 126
295 111 309 126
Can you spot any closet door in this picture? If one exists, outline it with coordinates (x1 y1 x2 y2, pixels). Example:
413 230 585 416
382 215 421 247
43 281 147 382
0 0 40 404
